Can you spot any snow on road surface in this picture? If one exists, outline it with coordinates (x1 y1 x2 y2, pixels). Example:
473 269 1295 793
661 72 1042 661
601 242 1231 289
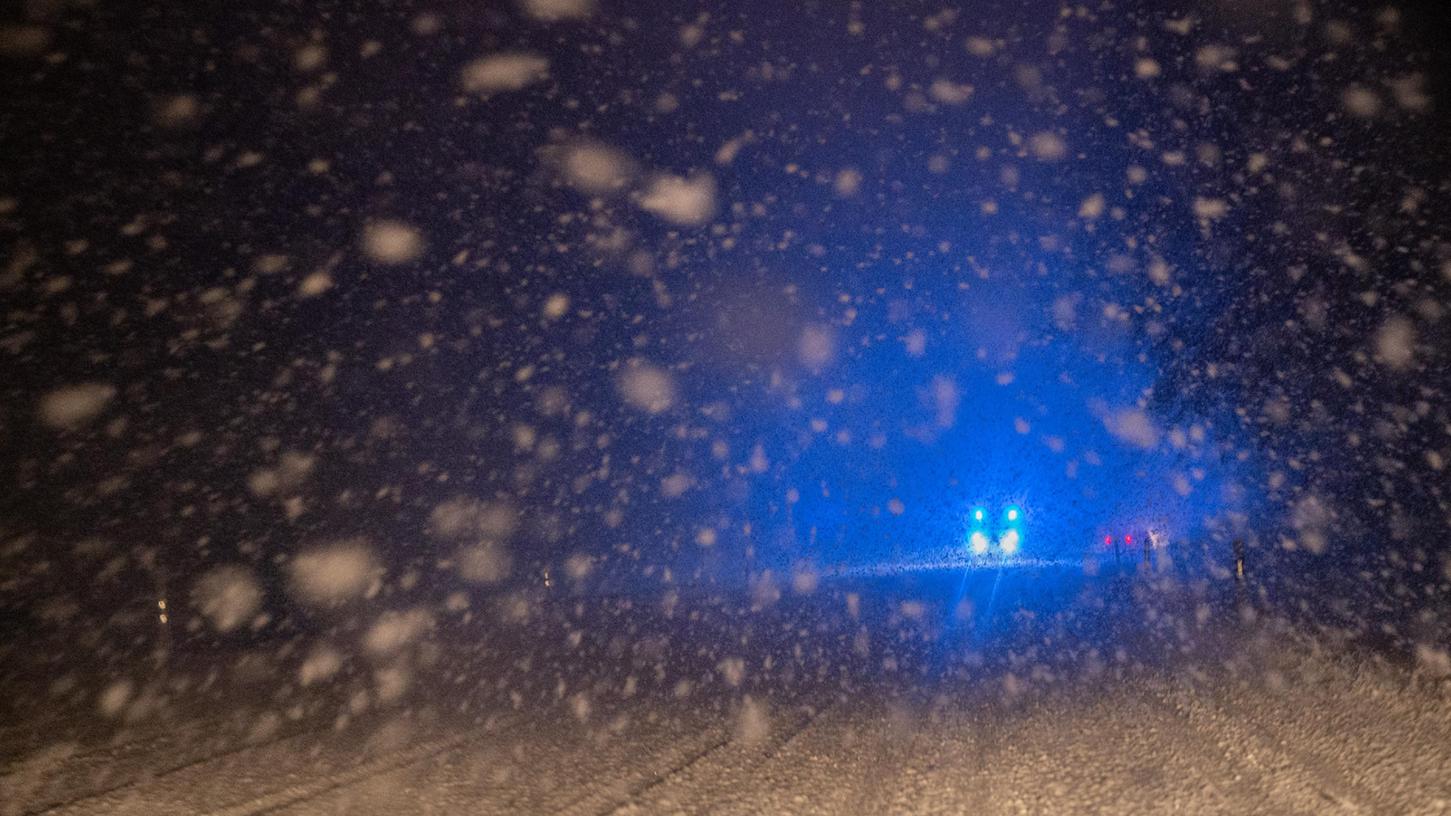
7 573 1451 816
10 657 1450 815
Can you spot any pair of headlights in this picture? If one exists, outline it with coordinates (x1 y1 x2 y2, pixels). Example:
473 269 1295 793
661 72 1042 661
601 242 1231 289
968 506 1023 555
971 506 1020 524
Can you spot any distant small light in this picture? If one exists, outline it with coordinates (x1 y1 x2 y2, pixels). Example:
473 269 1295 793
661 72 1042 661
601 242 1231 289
1125 534 1133 544
973 509 985 522
157 599 166 610
1104 535 1111 546
1006 508 1019 522
1000 529 1020 555
969 531 990 555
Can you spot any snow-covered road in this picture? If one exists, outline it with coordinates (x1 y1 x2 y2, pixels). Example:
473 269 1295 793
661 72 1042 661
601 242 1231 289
7 565 1451 815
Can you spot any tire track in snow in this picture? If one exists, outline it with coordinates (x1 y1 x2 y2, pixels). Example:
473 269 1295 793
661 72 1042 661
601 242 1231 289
32 708 516 816
7 726 218 816
550 725 734 816
1143 678 1386 814
970 690 1261 814
258 701 741 815
198 717 522 816
0 704 256 779
576 695 840 816
872 705 994 816
699 698 965 816
3 706 282 805
21 717 332 816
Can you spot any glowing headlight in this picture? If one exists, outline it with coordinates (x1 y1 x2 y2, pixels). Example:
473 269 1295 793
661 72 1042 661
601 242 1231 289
999 529 1020 555
1003 505 1022 525
971 507 986 524
969 531 990 555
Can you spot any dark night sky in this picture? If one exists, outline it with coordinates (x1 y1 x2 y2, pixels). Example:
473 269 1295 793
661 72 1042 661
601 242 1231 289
2 0 1450 645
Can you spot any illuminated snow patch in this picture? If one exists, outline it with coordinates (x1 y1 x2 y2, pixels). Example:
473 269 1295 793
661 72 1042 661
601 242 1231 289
559 142 633 194
460 52 549 94
363 608 432 656
518 0 594 21
637 173 717 225
1028 132 1067 161
37 383 115 429
361 220 424 265
192 565 264 632
1103 408 1161 449
455 543 512 584
928 78 974 105
299 645 343 686
1375 317 1416 369
429 496 519 541
289 540 381 607
617 360 677 413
